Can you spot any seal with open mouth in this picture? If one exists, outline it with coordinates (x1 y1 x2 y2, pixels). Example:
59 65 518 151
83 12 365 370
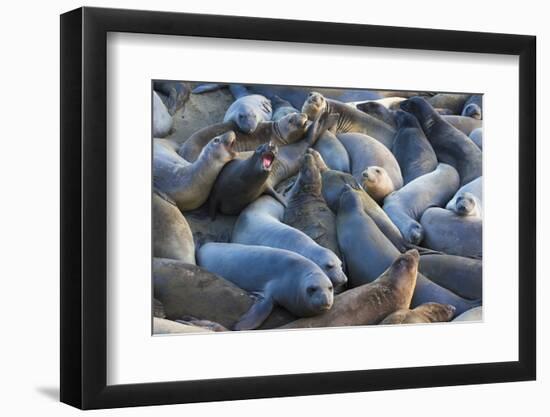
208 141 286 218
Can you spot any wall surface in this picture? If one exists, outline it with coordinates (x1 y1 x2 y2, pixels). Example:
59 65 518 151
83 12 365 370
0 0 545 415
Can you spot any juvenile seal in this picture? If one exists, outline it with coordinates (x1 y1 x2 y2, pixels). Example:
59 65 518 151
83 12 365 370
208 142 284 218
461 94 482 119
152 193 195 264
469 127 483 150
392 110 438 184
401 97 482 185
337 187 478 315
383 164 460 245
442 115 483 136
446 176 483 217
197 243 334 330
153 91 173 138
224 94 272 133
419 254 482 300
153 258 295 329
232 196 347 290
420 207 483 258
302 92 396 148
312 131 350 172
281 250 419 328
153 132 237 212
338 132 404 191
380 302 455 325
283 151 340 257
360 166 395 203
178 112 308 162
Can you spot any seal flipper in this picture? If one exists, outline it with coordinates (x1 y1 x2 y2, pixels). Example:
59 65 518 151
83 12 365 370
191 83 226 94
265 186 287 207
233 295 275 331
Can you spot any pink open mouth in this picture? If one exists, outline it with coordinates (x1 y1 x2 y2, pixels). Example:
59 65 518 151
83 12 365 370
262 153 274 169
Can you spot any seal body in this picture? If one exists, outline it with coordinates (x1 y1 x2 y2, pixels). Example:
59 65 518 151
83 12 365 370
153 81 190 115
223 94 272 133
442 115 483 136
427 93 471 114
446 176 483 217
302 92 396 149
383 164 460 245
381 302 455 324
401 96 482 185
392 110 438 184
153 91 173 138
179 112 308 162
152 193 195 263
271 95 299 121
232 196 347 290
355 101 397 128
153 132 237 212
197 243 334 330
469 127 483 150
281 250 420 328
420 207 483 258
313 131 350 172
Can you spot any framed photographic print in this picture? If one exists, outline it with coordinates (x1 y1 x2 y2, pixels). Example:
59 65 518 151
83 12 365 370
60 6 536 410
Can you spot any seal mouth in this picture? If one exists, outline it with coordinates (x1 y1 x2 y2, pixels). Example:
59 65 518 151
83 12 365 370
222 132 237 156
261 152 275 170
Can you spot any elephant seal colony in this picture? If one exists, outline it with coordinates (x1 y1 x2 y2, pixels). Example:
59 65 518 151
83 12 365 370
152 82 483 333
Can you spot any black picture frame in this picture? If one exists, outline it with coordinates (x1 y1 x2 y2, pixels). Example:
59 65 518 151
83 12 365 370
60 6 536 410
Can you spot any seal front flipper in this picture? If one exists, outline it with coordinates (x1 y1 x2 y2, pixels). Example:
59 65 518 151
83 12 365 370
233 295 275 331
265 186 287 207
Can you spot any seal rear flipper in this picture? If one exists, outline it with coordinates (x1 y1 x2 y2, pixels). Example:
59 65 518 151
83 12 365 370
233 295 275 331
265 186 287 207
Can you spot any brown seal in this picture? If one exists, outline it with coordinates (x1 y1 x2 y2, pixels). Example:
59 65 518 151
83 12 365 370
380 302 456 324
361 166 395 203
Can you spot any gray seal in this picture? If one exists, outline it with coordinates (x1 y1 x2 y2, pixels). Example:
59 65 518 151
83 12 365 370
224 94 272 133
420 207 483 258
383 164 460 245
281 250 420 329
446 176 483 217
442 115 483 136
153 132 237 212
469 127 483 150
232 195 347 290
283 151 340 258
178 112 308 162
380 302 456 325
355 101 397 128
271 95 300 121
419 254 482 300
302 92 396 149
461 94 482 119
400 97 482 185
392 110 438 184
312 131 350 173
336 186 479 315
197 243 334 330
152 193 195 264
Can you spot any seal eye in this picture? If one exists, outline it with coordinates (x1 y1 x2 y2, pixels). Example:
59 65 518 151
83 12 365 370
328 285 333 292
213 137 220 144
375 168 381 173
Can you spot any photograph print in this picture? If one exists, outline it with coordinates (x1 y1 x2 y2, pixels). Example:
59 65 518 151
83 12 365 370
152 81 483 334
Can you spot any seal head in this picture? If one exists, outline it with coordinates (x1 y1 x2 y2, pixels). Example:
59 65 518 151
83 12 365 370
200 130 237 162
277 112 309 143
302 91 328 120
361 166 395 203
453 192 479 216
293 272 334 316
462 103 482 120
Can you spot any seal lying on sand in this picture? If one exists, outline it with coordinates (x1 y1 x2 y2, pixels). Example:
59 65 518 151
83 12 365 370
380 302 455 325
178 112 309 162
382 164 460 245
153 132 237 212
302 92 396 149
224 94 272 133
197 243 334 330
280 250 419 328
232 195 347 290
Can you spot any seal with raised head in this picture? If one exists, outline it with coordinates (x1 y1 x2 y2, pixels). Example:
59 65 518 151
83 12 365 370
224 94 272 133
420 207 482 258
336 186 479 315
383 164 460 245
197 243 334 330
232 195 347 290
153 132 237 212
283 150 340 258
360 166 395 203
178 112 309 162
338 131 404 191
280 250 419 329
400 96 482 185
380 302 456 325
446 176 483 217
419 253 482 300
153 257 295 330
153 192 195 264
302 91 396 149
392 110 438 184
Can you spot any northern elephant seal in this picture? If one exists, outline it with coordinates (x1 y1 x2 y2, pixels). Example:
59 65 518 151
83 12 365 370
302 92 396 148
380 302 455 325
232 196 347 290
197 243 334 330
442 115 483 136
153 91 173 138
280 250 419 329
283 151 340 258
401 97 482 185
427 93 471 114
420 207 483 258
446 176 483 217
152 193 195 263
178 112 308 162
153 81 190 116
271 95 299 121
312 131 350 172
392 110 438 184
461 94 482 119
383 164 460 245
153 132 237 212
469 128 483 150
224 94 272 133
355 101 396 128
360 166 395 203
